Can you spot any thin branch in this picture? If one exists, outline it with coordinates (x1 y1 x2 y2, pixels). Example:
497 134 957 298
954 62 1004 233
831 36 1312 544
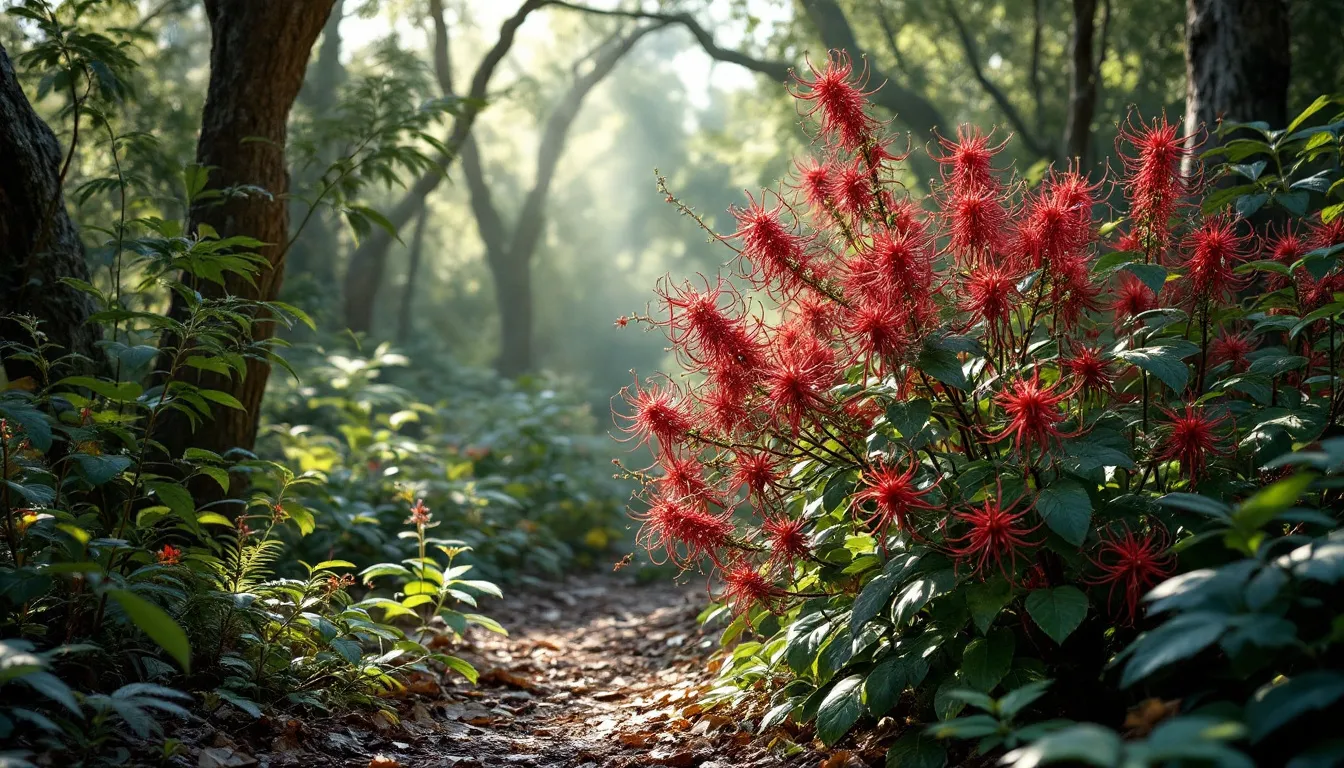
941 0 1049 159
551 0 792 82
1030 0 1045 137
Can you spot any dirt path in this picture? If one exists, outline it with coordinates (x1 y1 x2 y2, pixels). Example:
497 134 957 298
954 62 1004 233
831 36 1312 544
191 574 827 768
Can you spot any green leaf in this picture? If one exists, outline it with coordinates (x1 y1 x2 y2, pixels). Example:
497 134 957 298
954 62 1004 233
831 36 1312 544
965 577 1012 634
1236 192 1269 218
1286 94 1333 134
108 589 191 672
998 680 1052 719
885 731 947 768
57 376 143 403
1115 340 1199 392
1121 262 1168 296
917 345 968 391
1121 612 1228 687
72 454 132 486
146 482 196 525
961 628 1015 692
815 675 864 746
892 569 956 626
866 654 926 716
1247 671 1344 743
1233 473 1316 532
1092 249 1141 272
198 389 245 410
1275 191 1309 217
1035 479 1092 547
437 654 479 684
1002 723 1122 767
311 560 356 572
851 569 900 635
887 398 933 445
1025 587 1088 645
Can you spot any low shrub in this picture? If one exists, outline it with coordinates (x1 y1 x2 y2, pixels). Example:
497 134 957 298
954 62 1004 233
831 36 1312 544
615 54 1344 766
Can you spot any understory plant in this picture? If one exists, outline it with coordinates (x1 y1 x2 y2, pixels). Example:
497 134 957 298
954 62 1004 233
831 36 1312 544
616 54 1344 766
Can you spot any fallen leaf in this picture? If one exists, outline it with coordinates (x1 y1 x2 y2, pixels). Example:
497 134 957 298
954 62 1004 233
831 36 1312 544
368 756 402 768
197 747 257 768
618 731 653 747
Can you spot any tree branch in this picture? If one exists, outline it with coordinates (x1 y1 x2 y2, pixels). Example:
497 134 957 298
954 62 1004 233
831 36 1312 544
1030 0 1045 138
1063 0 1100 164
941 0 1049 159
550 0 792 82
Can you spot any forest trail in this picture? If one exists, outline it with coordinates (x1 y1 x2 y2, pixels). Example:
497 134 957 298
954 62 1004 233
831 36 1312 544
190 574 826 768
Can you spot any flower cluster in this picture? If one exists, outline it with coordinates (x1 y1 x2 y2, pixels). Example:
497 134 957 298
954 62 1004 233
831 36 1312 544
615 51 1334 621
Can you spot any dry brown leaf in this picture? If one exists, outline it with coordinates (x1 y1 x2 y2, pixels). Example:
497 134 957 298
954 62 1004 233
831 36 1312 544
819 750 865 768
368 756 402 768
618 731 654 747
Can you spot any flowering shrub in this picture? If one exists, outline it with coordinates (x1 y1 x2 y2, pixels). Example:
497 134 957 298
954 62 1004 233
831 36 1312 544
616 55 1344 763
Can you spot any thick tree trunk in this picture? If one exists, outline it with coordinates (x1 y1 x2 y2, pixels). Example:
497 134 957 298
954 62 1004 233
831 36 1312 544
492 255 533 379
0 44 99 382
159 0 334 459
1063 0 1098 163
1182 0 1290 173
395 206 429 345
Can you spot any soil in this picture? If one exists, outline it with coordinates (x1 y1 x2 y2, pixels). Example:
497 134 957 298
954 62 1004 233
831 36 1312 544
175 573 843 768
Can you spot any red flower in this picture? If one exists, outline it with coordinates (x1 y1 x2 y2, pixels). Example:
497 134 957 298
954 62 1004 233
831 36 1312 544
1117 114 1195 255
406 498 432 527
720 559 780 614
933 125 1005 193
655 277 765 382
1063 345 1114 395
1050 252 1103 331
1180 216 1251 304
790 51 878 151
1110 271 1157 324
731 450 784 506
843 227 935 303
829 156 875 218
729 192 811 295
634 493 734 569
793 155 836 216
615 375 694 451
762 515 811 567
852 458 939 538
945 186 1010 260
1156 405 1232 483
614 315 629 328
960 262 1022 346
655 452 716 505
763 344 834 433
946 484 1041 580
1209 332 1254 373
990 368 1080 462
156 544 182 566
1086 523 1175 625
843 295 910 374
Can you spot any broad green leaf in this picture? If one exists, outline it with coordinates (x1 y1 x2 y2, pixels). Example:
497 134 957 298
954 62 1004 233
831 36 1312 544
866 654 927 716
1246 671 1344 743
1116 340 1199 392
72 454 131 486
1026 586 1088 645
885 731 947 768
58 376 143 403
1001 723 1122 767
1233 473 1316 532
815 675 864 746
1121 612 1228 687
108 589 191 672
917 345 968 391
1035 479 1092 547
1121 262 1167 296
851 569 900 635
892 569 956 626
961 628 1015 692
965 577 1013 634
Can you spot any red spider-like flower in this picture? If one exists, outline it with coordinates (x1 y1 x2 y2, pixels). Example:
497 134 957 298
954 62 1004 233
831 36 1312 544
793 156 836 216
1117 114 1195 255
1180 215 1252 304
842 296 910 374
960 262 1022 347
790 290 841 337
406 498 432 527
156 544 182 566
990 368 1080 462
696 381 751 439
1156 405 1232 484
635 493 734 569
1110 271 1157 324
1016 186 1091 270
763 344 834 433
1063 345 1114 395
655 451 716 505
946 484 1041 580
762 515 811 567
1209 332 1254 373
945 186 1010 260
829 156 875 218
1309 216 1344 250
656 277 765 379
843 228 935 303
731 450 785 506
852 458 939 538
615 375 694 452
1086 523 1175 625
932 125 1006 193
1050 252 1104 331
790 51 878 151
729 192 811 295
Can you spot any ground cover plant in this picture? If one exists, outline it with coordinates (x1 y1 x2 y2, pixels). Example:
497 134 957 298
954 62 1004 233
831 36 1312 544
616 55 1344 767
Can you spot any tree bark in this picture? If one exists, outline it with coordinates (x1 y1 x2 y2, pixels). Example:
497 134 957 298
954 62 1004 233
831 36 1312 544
395 205 429 345
341 0 550 334
1182 0 1290 174
1063 0 1099 163
159 0 334 459
0 43 100 382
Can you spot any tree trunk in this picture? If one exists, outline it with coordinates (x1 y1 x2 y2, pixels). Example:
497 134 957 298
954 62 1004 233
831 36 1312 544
1182 0 1290 173
492 253 533 379
159 0 334 459
395 206 429 346
0 43 99 382
287 0 346 296
341 0 550 335
1063 0 1099 164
